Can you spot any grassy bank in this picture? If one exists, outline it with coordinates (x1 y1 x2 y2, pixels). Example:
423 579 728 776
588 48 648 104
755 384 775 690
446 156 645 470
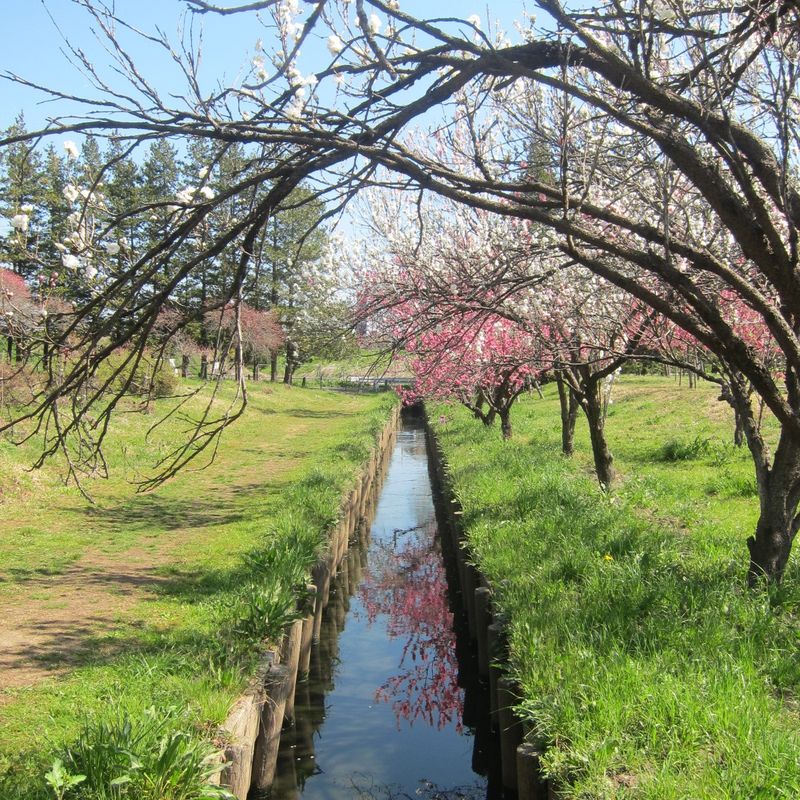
432 377 800 799
0 382 395 798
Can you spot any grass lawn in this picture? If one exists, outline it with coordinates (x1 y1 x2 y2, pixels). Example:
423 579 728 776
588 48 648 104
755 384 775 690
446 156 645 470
432 376 800 799
0 381 395 798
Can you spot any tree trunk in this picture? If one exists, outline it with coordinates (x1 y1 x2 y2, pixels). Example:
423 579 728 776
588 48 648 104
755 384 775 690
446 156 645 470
734 409 745 447
200 353 208 380
557 378 578 456
746 432 800 585
747 505 793 586
6 336 13 362
498 407 512 440
583 385 614 489
181 354 190 379
235 343 242 383
253 362 260 381
270 351 278 382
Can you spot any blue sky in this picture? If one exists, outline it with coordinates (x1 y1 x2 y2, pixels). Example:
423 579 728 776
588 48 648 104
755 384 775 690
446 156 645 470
1 1 530 134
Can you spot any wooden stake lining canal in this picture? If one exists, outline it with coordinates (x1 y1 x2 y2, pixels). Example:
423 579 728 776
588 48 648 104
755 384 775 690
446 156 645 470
424 408 557 799
216 405 401 799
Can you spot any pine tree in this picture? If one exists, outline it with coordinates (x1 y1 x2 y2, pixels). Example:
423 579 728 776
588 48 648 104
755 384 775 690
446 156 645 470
0 113 45 279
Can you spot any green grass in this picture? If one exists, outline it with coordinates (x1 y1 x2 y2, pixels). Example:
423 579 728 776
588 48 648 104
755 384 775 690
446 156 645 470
0 381 396 799
432 377 800 799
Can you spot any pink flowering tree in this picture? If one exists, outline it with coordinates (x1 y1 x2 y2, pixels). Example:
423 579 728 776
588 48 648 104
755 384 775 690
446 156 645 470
404 312 543 440
0 267 35 362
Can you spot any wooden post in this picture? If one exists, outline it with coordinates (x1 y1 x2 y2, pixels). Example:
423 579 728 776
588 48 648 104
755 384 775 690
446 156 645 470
251 664 293 792
474 587 492 678
298 584 317 679
517 743 548 800
220 690 261 798
282 618 304 723
462 563 478 640
498 677 524 792
487 622 504 724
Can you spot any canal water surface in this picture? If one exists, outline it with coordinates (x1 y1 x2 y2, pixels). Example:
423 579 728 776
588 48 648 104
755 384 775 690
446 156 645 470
264 416 497 800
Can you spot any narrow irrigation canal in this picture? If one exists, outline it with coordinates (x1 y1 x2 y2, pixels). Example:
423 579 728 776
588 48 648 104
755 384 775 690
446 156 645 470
263 414 501 800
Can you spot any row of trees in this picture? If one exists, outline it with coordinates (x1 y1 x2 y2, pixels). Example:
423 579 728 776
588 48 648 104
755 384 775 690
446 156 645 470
1 0 798 583
353 191 693 488
0 114 348 386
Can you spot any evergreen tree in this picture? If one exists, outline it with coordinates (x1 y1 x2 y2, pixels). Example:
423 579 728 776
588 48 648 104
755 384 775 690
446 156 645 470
0 113 45 279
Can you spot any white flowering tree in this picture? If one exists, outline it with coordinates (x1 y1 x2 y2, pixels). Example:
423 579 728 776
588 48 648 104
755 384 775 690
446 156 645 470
2 0 799 580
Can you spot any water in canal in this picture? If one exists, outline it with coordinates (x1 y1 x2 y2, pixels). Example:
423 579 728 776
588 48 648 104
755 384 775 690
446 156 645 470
263 415 499 800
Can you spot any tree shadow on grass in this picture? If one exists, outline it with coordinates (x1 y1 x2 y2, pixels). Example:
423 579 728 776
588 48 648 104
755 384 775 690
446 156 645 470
0 550 271 679
77 493 250 533
287 408 360 419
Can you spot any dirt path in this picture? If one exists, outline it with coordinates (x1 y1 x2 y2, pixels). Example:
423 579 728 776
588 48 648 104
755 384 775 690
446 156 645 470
0 546 179 692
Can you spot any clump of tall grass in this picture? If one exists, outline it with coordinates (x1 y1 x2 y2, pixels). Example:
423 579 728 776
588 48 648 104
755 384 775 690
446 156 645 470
45 707 232 800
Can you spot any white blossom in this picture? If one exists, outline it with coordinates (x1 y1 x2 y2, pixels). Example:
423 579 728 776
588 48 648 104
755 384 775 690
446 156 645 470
62 254 81 270
327 34 344 56
10 214 29 232
63 140 80 160
199 186 216 200
368 13 381 34
176 186 197 204
103 242 121 256
63 184 80 203
467 14 481 29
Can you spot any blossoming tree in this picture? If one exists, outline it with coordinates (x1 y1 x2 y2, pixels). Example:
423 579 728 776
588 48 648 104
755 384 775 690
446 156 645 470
2 0 799 579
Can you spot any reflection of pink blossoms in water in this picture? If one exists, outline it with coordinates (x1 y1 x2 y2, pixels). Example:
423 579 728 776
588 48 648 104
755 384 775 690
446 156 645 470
359 520 463 732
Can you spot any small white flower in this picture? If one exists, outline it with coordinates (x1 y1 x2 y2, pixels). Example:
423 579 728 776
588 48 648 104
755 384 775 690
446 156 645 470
176 186 197 204
103 242 121 256
10 214 29 232
199 186 216 200
327 34 344 56
84 264 98 281
63 140 80 160
62 254 81 270
198 166 210 179
63 184 80 203
20 203 34 214
368 13 381 34
286 97 305 120
467 14 481 29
